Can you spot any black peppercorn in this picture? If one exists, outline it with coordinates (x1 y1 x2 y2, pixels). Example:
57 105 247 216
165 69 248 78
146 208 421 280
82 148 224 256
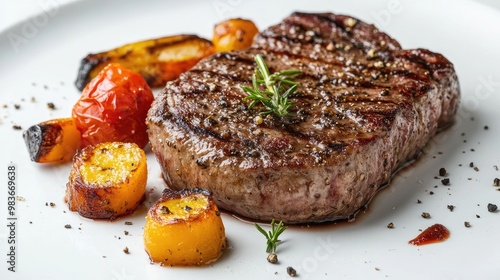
287 267 297 277
487 203 498 213
439 167 447 177
493 178 500 187
267 253 278 264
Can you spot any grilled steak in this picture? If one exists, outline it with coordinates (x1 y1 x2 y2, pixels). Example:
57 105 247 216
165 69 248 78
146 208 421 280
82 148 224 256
147 12 460 223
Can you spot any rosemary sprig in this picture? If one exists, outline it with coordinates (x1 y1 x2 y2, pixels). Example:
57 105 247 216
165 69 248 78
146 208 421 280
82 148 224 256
254 219 288 253
241 54 301 117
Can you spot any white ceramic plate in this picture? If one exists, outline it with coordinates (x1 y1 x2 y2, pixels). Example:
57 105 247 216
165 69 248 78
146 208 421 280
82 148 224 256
1 0 500 279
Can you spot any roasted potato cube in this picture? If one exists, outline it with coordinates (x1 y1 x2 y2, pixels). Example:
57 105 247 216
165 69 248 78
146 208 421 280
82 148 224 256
65 142 147 220
75 35 215 91
22 118 81 163
212 18 259 52
144 188 226 266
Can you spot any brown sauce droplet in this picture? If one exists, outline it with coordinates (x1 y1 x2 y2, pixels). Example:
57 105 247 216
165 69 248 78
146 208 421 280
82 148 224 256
409 223 449 246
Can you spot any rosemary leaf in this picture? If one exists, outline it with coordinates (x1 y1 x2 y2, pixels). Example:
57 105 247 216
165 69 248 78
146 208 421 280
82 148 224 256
241 54 301 117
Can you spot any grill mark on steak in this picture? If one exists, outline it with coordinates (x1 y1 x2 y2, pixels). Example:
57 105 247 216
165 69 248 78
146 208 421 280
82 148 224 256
272 13 377 46
205 33 426 97
169 113 227 141
188 69 251 84
147 12 460 223
166 91 354 155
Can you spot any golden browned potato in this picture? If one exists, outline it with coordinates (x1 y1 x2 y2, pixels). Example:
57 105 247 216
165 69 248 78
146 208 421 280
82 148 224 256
65 142 147 220
75 35 215 91
212 18 259 52
143 188 226 266
22 118 81 163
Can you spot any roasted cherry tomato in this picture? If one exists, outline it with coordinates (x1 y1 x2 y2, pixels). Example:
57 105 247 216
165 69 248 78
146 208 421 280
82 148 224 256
72 63 154 148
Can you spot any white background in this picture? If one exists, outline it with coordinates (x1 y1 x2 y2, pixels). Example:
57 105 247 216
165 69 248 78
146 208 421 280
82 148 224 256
1 0 500 31
1 1 500 280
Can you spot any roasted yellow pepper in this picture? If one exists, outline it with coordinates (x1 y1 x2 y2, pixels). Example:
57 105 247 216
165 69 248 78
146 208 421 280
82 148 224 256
144 188 226 266
74 35 215 91
65 142 147 220
22 117 81 163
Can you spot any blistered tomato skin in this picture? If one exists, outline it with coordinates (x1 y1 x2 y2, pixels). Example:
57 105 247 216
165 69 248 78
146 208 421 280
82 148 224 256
72 63 154 148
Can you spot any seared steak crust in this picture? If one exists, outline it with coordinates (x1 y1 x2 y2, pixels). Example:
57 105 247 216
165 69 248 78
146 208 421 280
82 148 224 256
147 12 460 223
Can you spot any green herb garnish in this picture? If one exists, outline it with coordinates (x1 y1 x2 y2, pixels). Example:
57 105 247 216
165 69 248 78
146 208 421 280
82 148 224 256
241 54 301 117
255 219 288 253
